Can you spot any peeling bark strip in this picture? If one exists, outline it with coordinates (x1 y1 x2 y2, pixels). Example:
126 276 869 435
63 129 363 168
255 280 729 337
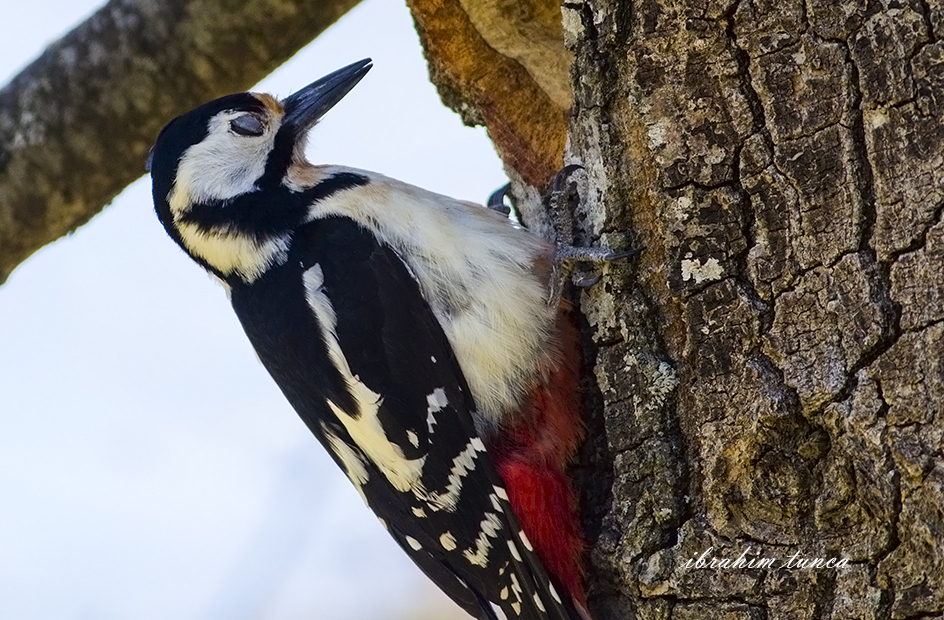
409 0 944 618
0 0 360 283
405 0 570 188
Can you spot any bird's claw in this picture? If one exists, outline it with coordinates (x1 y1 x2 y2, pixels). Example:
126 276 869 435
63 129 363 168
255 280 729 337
555 244 642 266
487 167 641 307
572 271 601 288
487 183 512 216
600 247 644 262
545 166 642 306
546 164 585 213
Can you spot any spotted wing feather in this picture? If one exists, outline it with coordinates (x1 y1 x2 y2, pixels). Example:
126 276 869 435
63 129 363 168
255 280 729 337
229 216 576 620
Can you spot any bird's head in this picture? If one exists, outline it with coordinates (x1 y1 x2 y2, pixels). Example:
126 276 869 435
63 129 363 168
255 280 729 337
147 59 372 282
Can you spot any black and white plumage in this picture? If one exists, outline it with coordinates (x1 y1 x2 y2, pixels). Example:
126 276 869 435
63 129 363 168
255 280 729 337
147 60 583 620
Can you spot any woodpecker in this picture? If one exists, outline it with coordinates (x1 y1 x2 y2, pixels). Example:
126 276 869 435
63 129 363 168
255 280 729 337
148 59 603 620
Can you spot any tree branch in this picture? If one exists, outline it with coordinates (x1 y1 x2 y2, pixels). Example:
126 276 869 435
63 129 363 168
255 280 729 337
0 0 361 283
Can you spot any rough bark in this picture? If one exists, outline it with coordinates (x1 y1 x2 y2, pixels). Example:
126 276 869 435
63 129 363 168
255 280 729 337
0 0 360 283
408 0 944 618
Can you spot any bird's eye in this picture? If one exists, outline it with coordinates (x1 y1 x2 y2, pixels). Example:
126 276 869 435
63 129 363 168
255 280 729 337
230 115 266 137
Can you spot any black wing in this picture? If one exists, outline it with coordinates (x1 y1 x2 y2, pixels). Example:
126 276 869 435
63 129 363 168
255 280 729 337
230 216 578 620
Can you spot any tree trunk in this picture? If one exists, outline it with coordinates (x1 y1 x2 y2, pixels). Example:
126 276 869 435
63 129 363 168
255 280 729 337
0 0 360 284
406 0 944 618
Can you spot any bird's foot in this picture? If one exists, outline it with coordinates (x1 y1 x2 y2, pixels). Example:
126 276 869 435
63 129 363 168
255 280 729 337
485 166 641 308
545 165 642 307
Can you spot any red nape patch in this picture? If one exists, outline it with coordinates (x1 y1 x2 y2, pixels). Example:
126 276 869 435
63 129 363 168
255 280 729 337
498 456 587 608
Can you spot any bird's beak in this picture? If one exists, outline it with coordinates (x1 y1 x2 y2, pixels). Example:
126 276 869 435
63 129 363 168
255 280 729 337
281 59 373 135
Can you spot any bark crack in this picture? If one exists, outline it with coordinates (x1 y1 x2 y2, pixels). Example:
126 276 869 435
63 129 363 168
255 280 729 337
843 44 880 256
915 0 937 43
902 315 944 333
884 199 944 262
722 2 780 336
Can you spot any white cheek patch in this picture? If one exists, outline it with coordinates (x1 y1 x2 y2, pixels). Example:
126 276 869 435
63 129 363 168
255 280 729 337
304 264 427 494
166 112 290 283
170 112 275 211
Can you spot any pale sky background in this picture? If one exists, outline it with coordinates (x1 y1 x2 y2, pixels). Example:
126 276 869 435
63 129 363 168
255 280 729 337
0 1 506 618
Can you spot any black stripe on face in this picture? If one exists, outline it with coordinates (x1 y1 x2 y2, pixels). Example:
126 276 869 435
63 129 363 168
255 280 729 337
298 172 370 204
260 128 295 187
176 172 370 241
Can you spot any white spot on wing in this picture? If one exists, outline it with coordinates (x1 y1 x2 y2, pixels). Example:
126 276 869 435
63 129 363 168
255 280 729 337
303 263 326 292
507 540 522 562
425 438 488 512
412 506 427 518
463 512 503 567
494 486 509 501
305 264 426 493
509 572 524 611
548 582 562 604
518 531 533 551
533 593 546 612
406 536 422 551
426 388 447 434
427 388 447 410
440 531 457 550
406 430 419 448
